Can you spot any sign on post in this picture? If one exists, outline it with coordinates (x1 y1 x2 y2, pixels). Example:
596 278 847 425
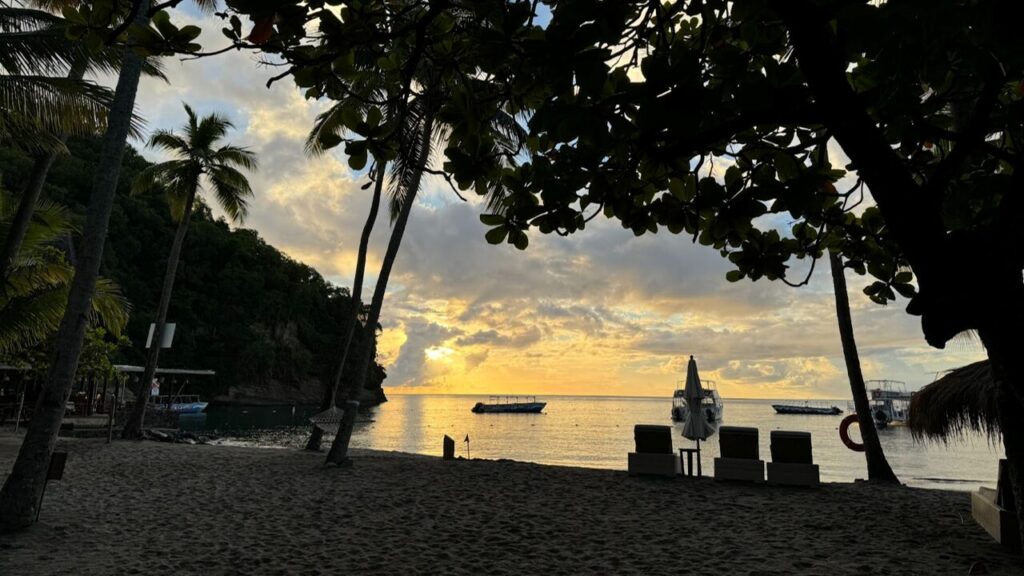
442 435 455 460
47 452 67 480
37 451 68 521
145 323 176 349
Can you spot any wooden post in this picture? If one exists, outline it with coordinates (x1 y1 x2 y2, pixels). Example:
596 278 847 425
99 375 109 414
86 374 96 416
443 435 455 460
696 439 702 477
107 380 119 444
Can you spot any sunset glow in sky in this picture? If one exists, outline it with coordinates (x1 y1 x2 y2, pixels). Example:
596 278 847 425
129 11 986 399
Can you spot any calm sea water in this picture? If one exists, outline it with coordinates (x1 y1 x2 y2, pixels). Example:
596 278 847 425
182 395 1003 491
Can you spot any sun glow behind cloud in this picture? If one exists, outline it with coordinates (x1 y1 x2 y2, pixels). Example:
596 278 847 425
127 14 986 400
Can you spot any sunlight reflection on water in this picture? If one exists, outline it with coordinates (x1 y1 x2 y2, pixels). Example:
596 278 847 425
185 395 1002 490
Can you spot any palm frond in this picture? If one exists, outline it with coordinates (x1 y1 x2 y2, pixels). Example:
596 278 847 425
147 129 190 154
0 75 114 141
0 10 77 76
0 190 129 354
207 164 253 223
387 99 434 222
212 145 258 171
87 277 131 337
0 284 70 354
306 102 348 156
190 0 219 14
11 197 78 251
192 111 234 153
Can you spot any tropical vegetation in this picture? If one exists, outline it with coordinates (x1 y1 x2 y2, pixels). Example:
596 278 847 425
0 188 128 356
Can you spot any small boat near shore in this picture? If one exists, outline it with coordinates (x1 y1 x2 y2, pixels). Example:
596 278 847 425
149 394 208 414
772 403 842 415
471 396 546 414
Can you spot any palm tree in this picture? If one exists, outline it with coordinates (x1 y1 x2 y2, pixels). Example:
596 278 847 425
828 250 899 483
324 91 524 464
121 104 257 440
0 190 129 354
304 162 383 451
302 94 395 451
0 1 153 532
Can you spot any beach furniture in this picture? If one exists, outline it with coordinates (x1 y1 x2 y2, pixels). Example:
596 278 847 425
628 425 681 477
766 431 819 487
972 459 1021 552
713 426 764 483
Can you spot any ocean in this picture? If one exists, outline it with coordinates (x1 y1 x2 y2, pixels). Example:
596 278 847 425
184 395 1004 491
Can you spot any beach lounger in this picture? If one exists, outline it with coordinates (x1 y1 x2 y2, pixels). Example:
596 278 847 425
972 459 1021 552
628 425 681 477
767 431 819 487
713 426 764 483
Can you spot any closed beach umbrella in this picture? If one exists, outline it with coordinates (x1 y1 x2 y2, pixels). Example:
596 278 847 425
682 355 714 441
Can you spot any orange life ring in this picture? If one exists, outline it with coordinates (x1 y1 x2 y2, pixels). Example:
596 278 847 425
839 414 866 452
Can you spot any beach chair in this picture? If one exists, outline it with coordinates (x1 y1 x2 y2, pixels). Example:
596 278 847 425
767 431 820 487
713 426 764 483
972 459 1021 552
628 425 681 477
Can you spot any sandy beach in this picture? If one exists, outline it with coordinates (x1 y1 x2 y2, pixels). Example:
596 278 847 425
0 434 1019 575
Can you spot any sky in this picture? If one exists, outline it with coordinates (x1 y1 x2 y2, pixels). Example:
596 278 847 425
122 8 986 399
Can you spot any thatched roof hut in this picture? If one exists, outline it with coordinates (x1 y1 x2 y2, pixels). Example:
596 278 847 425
908 360 1000 442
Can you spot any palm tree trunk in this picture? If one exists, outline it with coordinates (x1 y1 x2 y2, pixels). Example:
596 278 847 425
325 116 434 465
978 297 1024 553
122 188 197 439
0 57 90 280
0 2 150 532
306 163 385 451
828 251 899 483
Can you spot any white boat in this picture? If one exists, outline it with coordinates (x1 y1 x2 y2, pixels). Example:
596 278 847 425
671 379 724 425
865 380 912 428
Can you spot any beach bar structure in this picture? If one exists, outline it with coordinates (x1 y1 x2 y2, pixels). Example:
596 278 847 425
1 364 215 430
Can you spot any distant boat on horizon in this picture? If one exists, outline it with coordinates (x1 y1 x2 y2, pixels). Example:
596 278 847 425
471 396 546 414
772 402 842 415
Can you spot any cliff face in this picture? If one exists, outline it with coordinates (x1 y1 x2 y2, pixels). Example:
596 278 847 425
211 379 322 406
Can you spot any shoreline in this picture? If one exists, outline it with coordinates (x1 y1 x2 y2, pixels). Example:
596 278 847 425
1 433 1020 575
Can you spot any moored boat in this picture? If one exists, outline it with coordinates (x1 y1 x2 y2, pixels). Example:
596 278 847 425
772 403 842 415
150 394 208 414
671 379 724 425
866 380 912 428
471 396 546 414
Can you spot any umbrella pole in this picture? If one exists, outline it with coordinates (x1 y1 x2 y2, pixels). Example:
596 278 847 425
696 438 702 477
